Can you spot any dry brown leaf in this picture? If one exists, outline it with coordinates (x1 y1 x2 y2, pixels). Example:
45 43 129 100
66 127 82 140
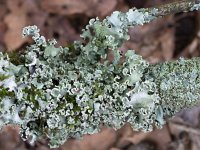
175 10 200 58
145 125 171 150
109 148 121 150
91 0 117 17
4 0 47 51
127 16 175 63
125 131 150 145
40 0 88 16
115 123 134 149
0 1 7 20
0 125 26 150
61 128 117 150
42 16 80 46
4 12 27 51
160 27 175 60
4 0 28 51
40 0 117 17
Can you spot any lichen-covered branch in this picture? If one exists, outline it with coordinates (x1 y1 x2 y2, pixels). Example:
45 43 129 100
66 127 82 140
146 57 200 118
0 0 200 148
148 0 200 17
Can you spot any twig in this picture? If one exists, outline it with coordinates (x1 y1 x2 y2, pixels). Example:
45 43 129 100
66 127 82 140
146 0 200 17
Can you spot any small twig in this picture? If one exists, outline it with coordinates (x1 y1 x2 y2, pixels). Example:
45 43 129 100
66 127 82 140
154 0 199 16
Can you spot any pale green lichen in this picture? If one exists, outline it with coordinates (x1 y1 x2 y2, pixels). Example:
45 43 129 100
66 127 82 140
0 3 200 149
190 3 200 11
0 25 161 148
146 57 200 117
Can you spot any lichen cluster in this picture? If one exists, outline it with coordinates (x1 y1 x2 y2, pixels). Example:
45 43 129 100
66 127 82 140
191 3 200 11
0 6 199 148
146 58 200 117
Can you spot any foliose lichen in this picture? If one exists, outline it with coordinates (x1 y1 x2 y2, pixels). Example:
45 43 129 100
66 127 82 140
190 3 200 11
0 5 199 148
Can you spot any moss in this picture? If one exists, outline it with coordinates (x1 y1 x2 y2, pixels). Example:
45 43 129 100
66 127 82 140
0 74 10 81
7 51 24 65
22 87 43 109
0 87 15 99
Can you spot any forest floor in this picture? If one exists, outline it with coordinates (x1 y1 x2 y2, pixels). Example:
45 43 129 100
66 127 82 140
0 0 200 150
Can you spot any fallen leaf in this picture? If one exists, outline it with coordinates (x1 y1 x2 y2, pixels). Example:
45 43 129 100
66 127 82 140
40 0 117 17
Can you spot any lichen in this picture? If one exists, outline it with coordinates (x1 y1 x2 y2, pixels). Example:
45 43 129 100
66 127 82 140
146 57 200 117
0 24 162 148
190 3 200 11
0 3 200 148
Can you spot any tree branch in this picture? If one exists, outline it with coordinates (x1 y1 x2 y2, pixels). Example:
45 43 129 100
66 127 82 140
147 57 200 118
148 0 200 17
1 0 200 148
